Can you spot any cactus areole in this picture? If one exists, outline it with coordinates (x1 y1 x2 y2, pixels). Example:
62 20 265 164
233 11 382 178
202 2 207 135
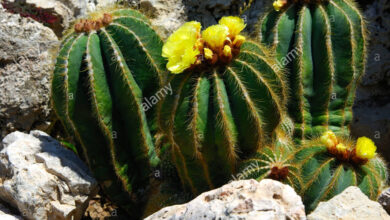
51 8 166 218
260 0 367 143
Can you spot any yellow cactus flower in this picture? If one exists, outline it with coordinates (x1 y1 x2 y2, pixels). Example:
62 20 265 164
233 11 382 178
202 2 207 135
320 130 338 149
233 35 246 48
162 21 202 74
204 48 214 60
355 137 377 160
202 24 229 51
219 16 246 39
273 0 287 11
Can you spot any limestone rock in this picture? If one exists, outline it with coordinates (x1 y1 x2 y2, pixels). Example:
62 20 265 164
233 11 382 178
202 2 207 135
1 0 119 36
0 130 98 220
3 0 73 36
308 186 390 220
140 0 186 39
0 204 22 220
379 187 390 215
145 179 306 220
0 4 59 140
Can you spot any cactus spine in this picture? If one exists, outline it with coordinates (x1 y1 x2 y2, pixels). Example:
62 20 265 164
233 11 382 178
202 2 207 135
259 0 367 142
51 9 165 217
158 41 288 195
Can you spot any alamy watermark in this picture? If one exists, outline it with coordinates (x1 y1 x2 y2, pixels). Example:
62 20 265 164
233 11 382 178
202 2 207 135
142 83 173 112
272 47 302 71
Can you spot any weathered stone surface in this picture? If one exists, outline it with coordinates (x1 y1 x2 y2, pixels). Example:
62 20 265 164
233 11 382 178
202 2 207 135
2 0 120 36
0 130 98 220
140 0 186 39
0 204 22 220
145 179 306 220
0 4 59 140
379 187 390 215
3 0 73 36
308 186 390 220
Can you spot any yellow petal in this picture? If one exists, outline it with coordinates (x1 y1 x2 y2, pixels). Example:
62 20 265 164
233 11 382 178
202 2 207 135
202 24 229 51
320 130 338 149
162 21 201 74
219 16 246 39
233 35 246 48
356 137 377 160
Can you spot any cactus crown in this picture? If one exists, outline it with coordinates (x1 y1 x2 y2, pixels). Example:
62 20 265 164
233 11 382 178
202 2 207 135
273 0 330 11
238 146 302 190
74 13 113 33
162 17 247 74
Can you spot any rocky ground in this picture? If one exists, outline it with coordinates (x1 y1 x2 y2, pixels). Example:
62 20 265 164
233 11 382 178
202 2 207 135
0 0 389 219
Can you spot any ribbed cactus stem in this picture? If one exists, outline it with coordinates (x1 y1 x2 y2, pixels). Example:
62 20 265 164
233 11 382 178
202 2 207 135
259 0 367 142
158 41 288 195
51 9 166 218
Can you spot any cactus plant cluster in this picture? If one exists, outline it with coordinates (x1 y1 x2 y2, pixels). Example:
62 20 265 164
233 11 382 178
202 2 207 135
50 0 388 218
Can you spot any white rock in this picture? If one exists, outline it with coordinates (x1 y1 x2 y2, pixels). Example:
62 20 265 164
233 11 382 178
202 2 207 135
145 179 306 220
0 4 59 139
140 0 186 39
0 130 98 220
308 186 390 220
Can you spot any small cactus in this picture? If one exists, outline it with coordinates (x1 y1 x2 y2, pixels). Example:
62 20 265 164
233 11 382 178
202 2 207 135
295 132 387 212
51 8 165 217
238 146 302 191
240 131 388 212
158 17 288 195
258 0 367 142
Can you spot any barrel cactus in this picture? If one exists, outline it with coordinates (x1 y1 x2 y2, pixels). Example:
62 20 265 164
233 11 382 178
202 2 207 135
258 0 367 142
240 130 388 212
157 17 288 195
51 8 165 217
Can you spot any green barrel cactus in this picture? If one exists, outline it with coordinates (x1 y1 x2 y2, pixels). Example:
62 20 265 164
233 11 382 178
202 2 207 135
240 130 388 212
51 8 165 217
158 17 288 195
258 0 367 142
